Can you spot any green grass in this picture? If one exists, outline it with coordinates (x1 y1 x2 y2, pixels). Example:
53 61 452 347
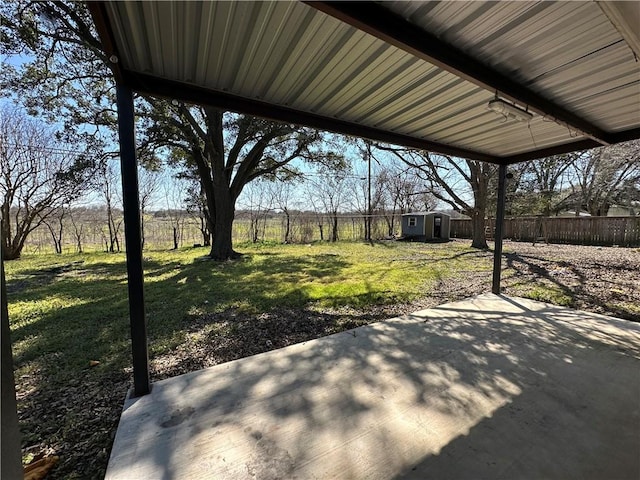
5 241 489 382
521 284 574 306
7 239 635 478
6 252 131 379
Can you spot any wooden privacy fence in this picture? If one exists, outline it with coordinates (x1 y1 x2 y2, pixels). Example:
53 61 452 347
451 216 640 247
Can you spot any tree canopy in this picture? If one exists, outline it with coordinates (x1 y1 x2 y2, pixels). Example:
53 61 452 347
1 0 340 259
0 106 96 259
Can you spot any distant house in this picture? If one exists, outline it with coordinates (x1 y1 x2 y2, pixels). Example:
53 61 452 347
557 210 591 217
401 212 450 242
607 205 636 216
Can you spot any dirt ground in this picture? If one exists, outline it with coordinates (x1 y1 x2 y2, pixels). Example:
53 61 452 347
499 240 640 322
150 240 640 379
17 240 640 479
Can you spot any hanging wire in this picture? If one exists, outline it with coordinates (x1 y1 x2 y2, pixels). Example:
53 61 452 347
2 142 90 156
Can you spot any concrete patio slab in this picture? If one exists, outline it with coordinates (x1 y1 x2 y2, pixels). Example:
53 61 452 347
105 294 640 479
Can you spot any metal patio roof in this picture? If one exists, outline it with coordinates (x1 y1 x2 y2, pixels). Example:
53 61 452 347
88 1 640 164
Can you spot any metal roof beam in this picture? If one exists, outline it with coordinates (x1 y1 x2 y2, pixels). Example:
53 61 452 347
308 1 612 147
502 127 640 164
597 1 640 59
87 2 124 83
86 1 498 163
501 140 601 164
122 71 500 163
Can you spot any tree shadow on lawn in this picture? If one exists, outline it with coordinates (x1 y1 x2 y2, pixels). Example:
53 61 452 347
21 244 630 478
9 251 351 380
5 258 123 294
7 258 154 479
150 305 381 380
502 252 639 322
144 251 350 310
8 252 355 478
387 246 493 266
9 261 139 368
9 245 628 378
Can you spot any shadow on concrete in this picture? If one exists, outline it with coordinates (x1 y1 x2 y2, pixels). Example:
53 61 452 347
106 294 640 480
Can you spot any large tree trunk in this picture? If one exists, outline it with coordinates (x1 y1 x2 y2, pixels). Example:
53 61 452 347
192 155 223 256
210 184 240 260
2 234 25 260
2 212 27 260
2 246 21 261
470 208 488 249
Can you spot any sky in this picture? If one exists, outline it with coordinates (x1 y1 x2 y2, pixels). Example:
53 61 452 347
0 50 471 215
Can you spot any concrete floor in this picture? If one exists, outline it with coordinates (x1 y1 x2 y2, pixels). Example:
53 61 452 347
105 294 640 480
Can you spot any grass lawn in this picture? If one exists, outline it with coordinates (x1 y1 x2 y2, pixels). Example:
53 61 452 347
6 239 637 479
6 240 491 379
5 240 493 479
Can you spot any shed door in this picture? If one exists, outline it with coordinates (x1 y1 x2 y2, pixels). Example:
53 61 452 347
434 216 442 238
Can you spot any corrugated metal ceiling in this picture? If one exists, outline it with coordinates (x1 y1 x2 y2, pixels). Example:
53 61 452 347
92 1 640 163
386 1 639 132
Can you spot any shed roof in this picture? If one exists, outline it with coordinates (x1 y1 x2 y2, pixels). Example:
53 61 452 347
88 1 640 164
402 211 450 217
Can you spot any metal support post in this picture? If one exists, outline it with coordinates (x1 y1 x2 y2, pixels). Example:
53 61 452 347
492 164 507 294
1 249 23 479
116 84 150 396
367 145 372 241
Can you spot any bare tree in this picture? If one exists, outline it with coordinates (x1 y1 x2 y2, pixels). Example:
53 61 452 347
308 195 326 241
163 177 187 250
569 141 640 216
0 107 94 259
348 149 386 241
68 206 86 253
268 179 299 244
40 205 67 254
309 159 349 242
96 161 123 252
376 146 496 249
142 105 328 258
239 179 274 243
184 177 211 247
138 166 161 250
374 162 437 237
2 2 333 261
374 167 397 237
507 154 576 216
